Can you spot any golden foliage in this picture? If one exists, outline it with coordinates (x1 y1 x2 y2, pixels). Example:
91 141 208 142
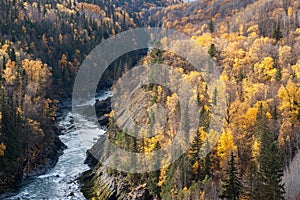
254 57 277 81
0 142 6 156
193 33 213 50
217 129 237 168
4 60 16 84
278 80 300 120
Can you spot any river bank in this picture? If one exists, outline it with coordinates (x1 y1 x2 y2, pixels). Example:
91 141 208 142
3 91 111 199
0 107 66 199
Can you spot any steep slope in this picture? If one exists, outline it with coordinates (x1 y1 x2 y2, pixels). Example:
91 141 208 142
0 0 136 196
146 0 256 34
0 44 65 197
83 0 300 199
0 0 136 97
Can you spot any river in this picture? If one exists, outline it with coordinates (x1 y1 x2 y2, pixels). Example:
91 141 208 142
5 91 112 200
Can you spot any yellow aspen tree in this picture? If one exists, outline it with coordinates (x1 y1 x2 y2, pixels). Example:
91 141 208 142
59 54 68 70
193 33 213 50
292 61 300 79
254 57 277 81
278 45 292 67
249 37 275 63
277 81 300 154
278 80 300 121
4 60 16 84
217 129 237 169
288 7 293 18
247 24 259 38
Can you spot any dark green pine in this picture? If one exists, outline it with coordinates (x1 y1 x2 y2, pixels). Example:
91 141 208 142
219 152 242 200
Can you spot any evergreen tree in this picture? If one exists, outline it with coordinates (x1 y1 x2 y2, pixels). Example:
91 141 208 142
203 137 211 178
255 104 285 199
161 163 176 200
275 67 282 82
150 45 163 64
189 128 204 181
272 23 283 43
242 159 261 200
181 103 190 146
259 142 285 200
2 56 5 70
7 47 16 62
212 87 217 106
208 44 217 58
208 20 214 33
147 141 161 199
219 152 242 200
255 103 271 144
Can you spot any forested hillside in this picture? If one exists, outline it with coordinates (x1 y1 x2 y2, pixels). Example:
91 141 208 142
0 0 138 195
82 0 300 199
0 43 63 194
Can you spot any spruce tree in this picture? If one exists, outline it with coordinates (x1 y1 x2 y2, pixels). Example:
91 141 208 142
147 141 161 199
272 23 283 43
259 142 285 200
255 103 285 199
255 103 271 144
275 67 282 82
212 87 217 106
242 159 261 200
189 128 204 181
181 103 191 146
203 137 211 178
219 152 242 200
208 44 217 58
2 56 5 70
208 20 214 33
9 48 16 62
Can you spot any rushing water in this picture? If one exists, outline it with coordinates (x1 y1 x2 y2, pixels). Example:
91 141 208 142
5 91 112 200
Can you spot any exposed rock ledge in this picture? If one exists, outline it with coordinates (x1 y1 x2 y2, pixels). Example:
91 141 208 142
80 96 151 200
283 149 300 199
81 152 151 200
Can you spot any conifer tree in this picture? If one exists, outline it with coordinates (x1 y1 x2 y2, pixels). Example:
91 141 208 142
208 44 217 58
255 104 285 199
212 87 217 106
203 137 211 178
147 141 162 199
208 20 214 33
219 152 242 200
272 23 283 43
259 142 285 200
189 128 204 180
255 103 271 144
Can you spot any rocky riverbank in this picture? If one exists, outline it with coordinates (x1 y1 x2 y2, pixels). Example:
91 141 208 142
80 95 152 200
81 138 152 200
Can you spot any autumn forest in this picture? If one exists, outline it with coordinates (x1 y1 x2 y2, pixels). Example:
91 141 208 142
0 0 300 199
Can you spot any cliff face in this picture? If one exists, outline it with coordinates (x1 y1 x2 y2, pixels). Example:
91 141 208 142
283 150 300 199
81 165 152 200
81 88 155 200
